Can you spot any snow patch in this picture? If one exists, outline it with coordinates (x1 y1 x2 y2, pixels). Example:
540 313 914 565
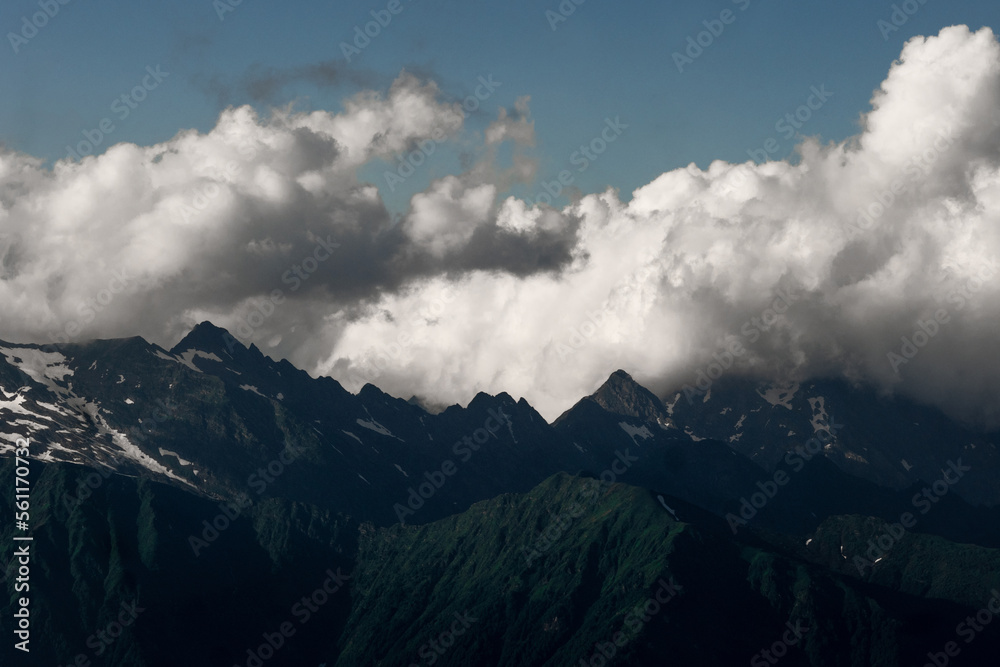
34 400 67 418
93 411 195 488
0 393 44 419
125 398 134 405
13 419 48 432
619 422 653 443
757 381 799 410
657 496 679 521
158 448 194 466
239 384 266 398
504 416 517 443
843 450 868 463
808 396 830 433
0 346 74 396
394 464 409 478
154 350 181 365
158 348 224 373
176 349 223 372
356 418 401 440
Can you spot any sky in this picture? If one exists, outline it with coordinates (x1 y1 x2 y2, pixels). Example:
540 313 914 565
3 0 997 208
1 1 1000 425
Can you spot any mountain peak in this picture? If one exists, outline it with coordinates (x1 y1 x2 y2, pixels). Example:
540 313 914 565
170 321 242 358
587 369 672 425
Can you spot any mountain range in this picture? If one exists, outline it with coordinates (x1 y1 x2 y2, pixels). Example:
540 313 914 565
1 322 998 665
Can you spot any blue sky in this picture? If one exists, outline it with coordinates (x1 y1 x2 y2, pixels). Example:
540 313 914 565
2 0 997 212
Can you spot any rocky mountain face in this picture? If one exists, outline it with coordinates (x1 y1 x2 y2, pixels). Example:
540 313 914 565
663 375 1000 506
0 322 588 526
1 324 999 665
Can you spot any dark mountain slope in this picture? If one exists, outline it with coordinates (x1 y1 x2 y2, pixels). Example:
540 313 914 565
0 457 355 666
334 473 993 666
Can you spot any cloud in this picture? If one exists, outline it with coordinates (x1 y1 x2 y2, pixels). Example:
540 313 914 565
485 96 534 147
2 26 1000 430
0 73 579 359
320 26 1000 427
